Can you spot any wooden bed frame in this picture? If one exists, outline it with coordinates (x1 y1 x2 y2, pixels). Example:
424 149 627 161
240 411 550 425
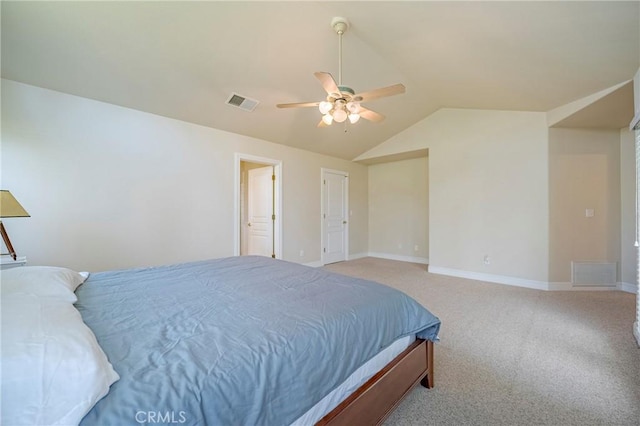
316 339 434 426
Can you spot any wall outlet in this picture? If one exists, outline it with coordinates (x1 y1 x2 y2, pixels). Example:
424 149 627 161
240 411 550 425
483 255 490 265
299 250 304 257
414 244 419 252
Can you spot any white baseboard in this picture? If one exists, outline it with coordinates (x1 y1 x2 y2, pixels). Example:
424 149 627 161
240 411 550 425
304 252 426 268
550 282 623 291
347 252 369 261
428 266 548 291
428 267 635 293
367 252 428 265
304 252 370 267
618 281 639 294
307 257 639 296
634 322 640 347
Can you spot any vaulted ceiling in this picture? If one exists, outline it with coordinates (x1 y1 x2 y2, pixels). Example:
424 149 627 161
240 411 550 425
2 1 638 160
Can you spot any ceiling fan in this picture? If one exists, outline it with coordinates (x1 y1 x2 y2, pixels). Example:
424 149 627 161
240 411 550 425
276 17 405 127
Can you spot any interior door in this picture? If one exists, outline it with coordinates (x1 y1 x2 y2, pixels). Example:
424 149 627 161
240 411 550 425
247 166 274 257
323 170 348 264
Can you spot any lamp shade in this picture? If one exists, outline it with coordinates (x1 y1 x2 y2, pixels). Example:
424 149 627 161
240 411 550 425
0 191 30 218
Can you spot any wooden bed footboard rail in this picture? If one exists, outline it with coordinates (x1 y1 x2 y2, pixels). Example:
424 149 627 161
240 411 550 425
316 339 434 426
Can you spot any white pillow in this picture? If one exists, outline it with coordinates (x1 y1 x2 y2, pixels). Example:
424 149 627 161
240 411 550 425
1 266 88 302
1 288 119 425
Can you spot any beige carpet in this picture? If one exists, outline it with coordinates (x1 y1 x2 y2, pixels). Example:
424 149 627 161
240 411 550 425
324 257 640 426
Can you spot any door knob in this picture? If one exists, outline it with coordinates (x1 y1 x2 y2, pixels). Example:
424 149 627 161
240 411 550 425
343 220 347 224
248 223 252 227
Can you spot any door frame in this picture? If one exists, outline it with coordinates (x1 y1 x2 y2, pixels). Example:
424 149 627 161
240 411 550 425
321 168 349 265
234 153 282 258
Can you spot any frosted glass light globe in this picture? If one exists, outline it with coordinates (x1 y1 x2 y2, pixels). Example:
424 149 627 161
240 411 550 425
322 114 334 125
333 108 348 123
319 101 333 114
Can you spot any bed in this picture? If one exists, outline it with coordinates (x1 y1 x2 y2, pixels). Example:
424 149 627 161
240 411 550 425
1 256 440 426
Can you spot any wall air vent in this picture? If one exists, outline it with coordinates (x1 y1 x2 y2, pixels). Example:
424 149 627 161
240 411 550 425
226 93 259 112
571 261 616 287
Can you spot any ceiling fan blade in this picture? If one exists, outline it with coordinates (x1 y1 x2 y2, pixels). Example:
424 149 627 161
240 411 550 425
314 72 340 95
276 101 320 109
353 84 405 102
359 107 385 123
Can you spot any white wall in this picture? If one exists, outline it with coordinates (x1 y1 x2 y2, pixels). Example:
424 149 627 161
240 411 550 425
619 129 637 288
358 108 549 283
368 157 428 262
548 128 621 283
0 79 368 271
634 69 640 118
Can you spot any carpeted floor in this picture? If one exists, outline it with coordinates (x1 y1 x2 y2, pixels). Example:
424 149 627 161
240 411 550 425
324 257 640 426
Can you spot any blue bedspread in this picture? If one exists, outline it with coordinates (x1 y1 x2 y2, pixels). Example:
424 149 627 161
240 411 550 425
76 256 440 426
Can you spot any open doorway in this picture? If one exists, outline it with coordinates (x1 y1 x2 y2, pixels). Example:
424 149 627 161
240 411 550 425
366 152 429 268
234 154 282 258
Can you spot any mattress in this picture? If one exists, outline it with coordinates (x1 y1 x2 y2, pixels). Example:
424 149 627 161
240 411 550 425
76 256 440 425
292 334 415 425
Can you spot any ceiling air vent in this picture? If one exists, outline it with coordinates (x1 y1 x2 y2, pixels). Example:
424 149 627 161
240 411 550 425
226 93 259 112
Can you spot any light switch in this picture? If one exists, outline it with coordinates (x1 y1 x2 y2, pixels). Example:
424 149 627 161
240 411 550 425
585 208 594 218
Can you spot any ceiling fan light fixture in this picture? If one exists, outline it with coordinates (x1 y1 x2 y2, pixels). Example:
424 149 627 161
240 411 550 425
346 101 359 113
276 16 405 127
319 101 333 114
322 114 334 125
333 108 348 123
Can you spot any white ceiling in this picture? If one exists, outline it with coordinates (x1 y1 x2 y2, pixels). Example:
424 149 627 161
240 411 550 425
2 1 638 160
